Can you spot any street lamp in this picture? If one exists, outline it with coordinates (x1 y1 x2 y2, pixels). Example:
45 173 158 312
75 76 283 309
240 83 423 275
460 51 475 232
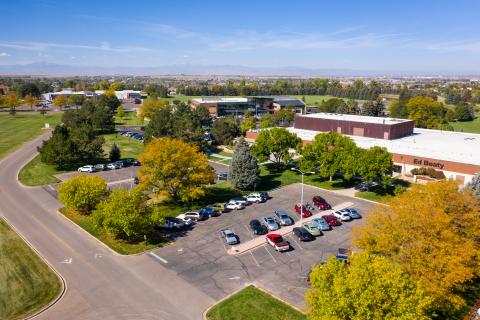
291 168 315 225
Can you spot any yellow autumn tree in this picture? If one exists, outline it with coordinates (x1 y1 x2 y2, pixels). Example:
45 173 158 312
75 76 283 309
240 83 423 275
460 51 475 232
139 97 168 120
24 93 39 110
352 180 480 311
138 138 215 202
53 95 68 108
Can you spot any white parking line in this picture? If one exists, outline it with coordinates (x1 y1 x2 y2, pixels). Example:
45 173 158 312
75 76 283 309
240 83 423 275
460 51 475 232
47 185 55 191
249 251 260 267
263 245 277 263
149 252 168 264
288 235 304 250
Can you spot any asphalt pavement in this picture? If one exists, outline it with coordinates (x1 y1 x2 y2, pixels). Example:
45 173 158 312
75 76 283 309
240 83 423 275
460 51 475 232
0 132 214 320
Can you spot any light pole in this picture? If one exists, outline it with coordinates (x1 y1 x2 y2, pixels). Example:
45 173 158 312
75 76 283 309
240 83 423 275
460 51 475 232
291 168 315 225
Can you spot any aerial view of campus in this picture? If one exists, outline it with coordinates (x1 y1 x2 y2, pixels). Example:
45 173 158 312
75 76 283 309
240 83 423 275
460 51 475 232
1 1 480 320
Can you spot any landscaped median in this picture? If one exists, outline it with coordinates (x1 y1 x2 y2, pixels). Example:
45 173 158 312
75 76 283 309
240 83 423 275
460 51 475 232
205 285 306 320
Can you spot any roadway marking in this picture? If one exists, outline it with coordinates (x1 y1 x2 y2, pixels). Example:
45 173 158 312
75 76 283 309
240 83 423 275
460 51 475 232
60 257 72 264
228 276 240 280
249 251 260 267
94 253 103 259
263 245 277 263
47 185 55 191
288 235 304 250
177 248 183 252
107 178 134 186
149 252 168 264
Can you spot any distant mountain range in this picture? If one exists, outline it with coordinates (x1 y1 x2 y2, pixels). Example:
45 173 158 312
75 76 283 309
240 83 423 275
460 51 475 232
0 61 478 78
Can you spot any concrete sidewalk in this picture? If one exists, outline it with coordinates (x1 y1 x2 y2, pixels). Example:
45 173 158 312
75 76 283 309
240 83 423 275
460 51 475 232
227 201 353 255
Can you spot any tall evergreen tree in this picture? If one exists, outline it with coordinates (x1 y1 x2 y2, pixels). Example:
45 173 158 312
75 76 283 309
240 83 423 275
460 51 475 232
229 140 260 190
109 143 121 162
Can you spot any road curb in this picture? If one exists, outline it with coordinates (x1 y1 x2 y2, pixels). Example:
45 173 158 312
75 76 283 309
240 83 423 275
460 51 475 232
0 216 67 320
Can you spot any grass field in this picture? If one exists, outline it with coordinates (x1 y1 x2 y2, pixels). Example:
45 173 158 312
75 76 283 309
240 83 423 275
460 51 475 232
292 95 364 106
103 133 145 159
0 113 62 159
206 285 305 320
450 117 480 133
114 111 142 125
0 219 62 319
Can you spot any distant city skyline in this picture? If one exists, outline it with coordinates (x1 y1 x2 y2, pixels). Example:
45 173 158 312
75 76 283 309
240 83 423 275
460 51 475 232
1 0 480 75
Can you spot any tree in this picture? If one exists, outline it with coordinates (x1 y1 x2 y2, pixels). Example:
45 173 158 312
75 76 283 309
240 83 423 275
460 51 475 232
92 188 152 240
53 96 68 108
210 116 241 145
301 132 358 181
251 128 301 167
356 146 393 183
116 106 125 120
24 93 39 110
138 138 215 202
143 107 174 142
468 173 480 196
68 95 85 108
229 139 260 190
109 143 121 162
319 98 347 113
58 174 108 214
259 113 276 128
192 105 212 128
406 96 450 129
387 100 408 118
353 181 480 312
240 114 256 132
5 92 20 108
139 97 168 120
274 105 296 125
306 252 433 320
361 99 384 117
454 103 474 121
96 94 120 112
16 83 40 98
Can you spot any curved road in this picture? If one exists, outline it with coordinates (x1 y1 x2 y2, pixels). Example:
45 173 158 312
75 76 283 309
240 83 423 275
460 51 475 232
0 132 214 320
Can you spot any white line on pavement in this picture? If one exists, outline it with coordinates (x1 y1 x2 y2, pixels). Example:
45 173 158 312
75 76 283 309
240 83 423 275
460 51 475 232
249 251 260 267
149 252 168 264
107 178 133 186
47 185 55 191
288 235 304 250
263 245 277 263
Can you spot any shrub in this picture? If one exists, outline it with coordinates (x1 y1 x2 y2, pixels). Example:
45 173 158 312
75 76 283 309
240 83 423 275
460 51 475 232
58 174 109 214
411 167 446 180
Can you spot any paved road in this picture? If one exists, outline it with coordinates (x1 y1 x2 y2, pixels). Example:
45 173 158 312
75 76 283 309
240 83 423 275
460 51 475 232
0 132 214 320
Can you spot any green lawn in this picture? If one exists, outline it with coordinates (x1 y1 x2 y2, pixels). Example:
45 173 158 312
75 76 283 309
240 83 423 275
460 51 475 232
114 111 143 125
0 219 62 320
102 133 145 159
0 113 63 159
450 117 480 134
18 155 64 186
355 191 390 202
292 95 364 106
206 285 305 320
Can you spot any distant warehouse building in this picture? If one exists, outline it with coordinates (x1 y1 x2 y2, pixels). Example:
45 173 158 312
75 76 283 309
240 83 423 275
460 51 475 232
42 89 142 102
191 96 305 117
246 112 480 186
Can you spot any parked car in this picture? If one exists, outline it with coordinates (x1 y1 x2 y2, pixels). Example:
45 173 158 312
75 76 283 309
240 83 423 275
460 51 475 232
273 209 293 226
312 217 331 231
106 163 117 170
323 214 342 226
225 201 244 210
259 192 269 201
217 171 229 180
133 176 139 185
211 203 226 213
175 214 194 226
294 204 312 218
230 196 250 206
333 210 352 222
303 222 322 237
199 207 220 217
122 158 134 166
249 219 267 235
262 216 280 231
246 193 265 203
266 234 290 252
342 208 362 219
94 164 106 171
354 183 377 192
292 227 314 241
114 161 124 169
156 217 184 230
132 159 141 166
220 229 239 245
78 165 95 173
183 211 208 221
312 196 331 210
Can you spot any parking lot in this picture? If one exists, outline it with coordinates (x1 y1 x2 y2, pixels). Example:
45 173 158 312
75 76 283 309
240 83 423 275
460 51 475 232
149 183 375 309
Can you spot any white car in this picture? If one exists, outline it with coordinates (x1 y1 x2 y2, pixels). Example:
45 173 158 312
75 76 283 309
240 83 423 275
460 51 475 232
106 163 117 170
225 201 245 210
182 211 207 221
78 165 95 173
333 210 352 222
175 214 194 226
246 193 265 203
230 197 250 206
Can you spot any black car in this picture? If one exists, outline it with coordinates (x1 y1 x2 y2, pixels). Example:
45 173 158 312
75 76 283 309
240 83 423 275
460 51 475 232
293 227 314 241
199 207 220 217
354 183 373 192
249 219 267 235
259 191 269 201
133 176 139 184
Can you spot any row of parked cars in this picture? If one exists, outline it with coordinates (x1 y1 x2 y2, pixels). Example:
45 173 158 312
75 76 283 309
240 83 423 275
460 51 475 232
119 130 144 141
77 158 141 173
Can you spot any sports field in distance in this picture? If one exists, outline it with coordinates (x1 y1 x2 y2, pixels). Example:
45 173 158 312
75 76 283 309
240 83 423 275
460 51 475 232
0 219 62 319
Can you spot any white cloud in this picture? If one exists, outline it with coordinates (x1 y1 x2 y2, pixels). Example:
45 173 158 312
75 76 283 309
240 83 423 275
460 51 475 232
0 41 155 53
0 52 10 57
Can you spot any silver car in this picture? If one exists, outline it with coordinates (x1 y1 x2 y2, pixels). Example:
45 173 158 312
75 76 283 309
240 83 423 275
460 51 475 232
221 229 239 245
312 217 331 231
262 216 280 231
274 209 293 226
342 208 362 219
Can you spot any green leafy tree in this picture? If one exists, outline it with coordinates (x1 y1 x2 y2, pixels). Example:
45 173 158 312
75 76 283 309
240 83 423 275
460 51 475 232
58 175 108 214
116 106 125 120
109 143 121 162
139 138 215 202
406 96 450 129
301 132 358 181
144 107 174 142
192 105 212 128
240 114 257 132
16 83 40 98
454 103 474 121
387 100 408 118
92 188 152 240
210 116 241 145
468 173 480 196
96 94 121 112
361 99 384 117
229 139 260 190
259 113 276 128
252 128 301 167
274 105 296 125
68 95 85 107
318 98 347 113
306 252 433 320
356 146 393 183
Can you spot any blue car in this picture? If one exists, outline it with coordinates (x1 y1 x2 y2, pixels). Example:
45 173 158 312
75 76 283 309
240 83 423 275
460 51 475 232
199 207 220 217
312 217 331 231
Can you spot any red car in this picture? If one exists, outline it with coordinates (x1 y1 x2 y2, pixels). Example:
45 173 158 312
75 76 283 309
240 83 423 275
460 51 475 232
323 214 342 226
266 234 290 252
294 204 312 218
312 196 331 210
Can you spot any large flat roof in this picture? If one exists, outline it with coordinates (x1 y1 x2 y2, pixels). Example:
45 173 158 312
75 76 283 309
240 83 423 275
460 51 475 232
286 127 480 166
192 97 249 103
297 113 412 125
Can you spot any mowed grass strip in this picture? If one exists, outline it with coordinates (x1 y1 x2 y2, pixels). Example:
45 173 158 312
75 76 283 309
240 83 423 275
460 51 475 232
206 285 306 320
450 117 480 134
18 155 64 186
0 113 62 159
0 219 62 320
102 133 145 159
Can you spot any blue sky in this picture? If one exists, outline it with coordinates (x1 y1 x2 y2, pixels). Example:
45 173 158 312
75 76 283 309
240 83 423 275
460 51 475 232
1 0 480 72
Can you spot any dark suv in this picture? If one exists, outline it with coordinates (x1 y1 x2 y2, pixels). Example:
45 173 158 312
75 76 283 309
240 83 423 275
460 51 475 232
249 219 267 235
293 227 314 241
